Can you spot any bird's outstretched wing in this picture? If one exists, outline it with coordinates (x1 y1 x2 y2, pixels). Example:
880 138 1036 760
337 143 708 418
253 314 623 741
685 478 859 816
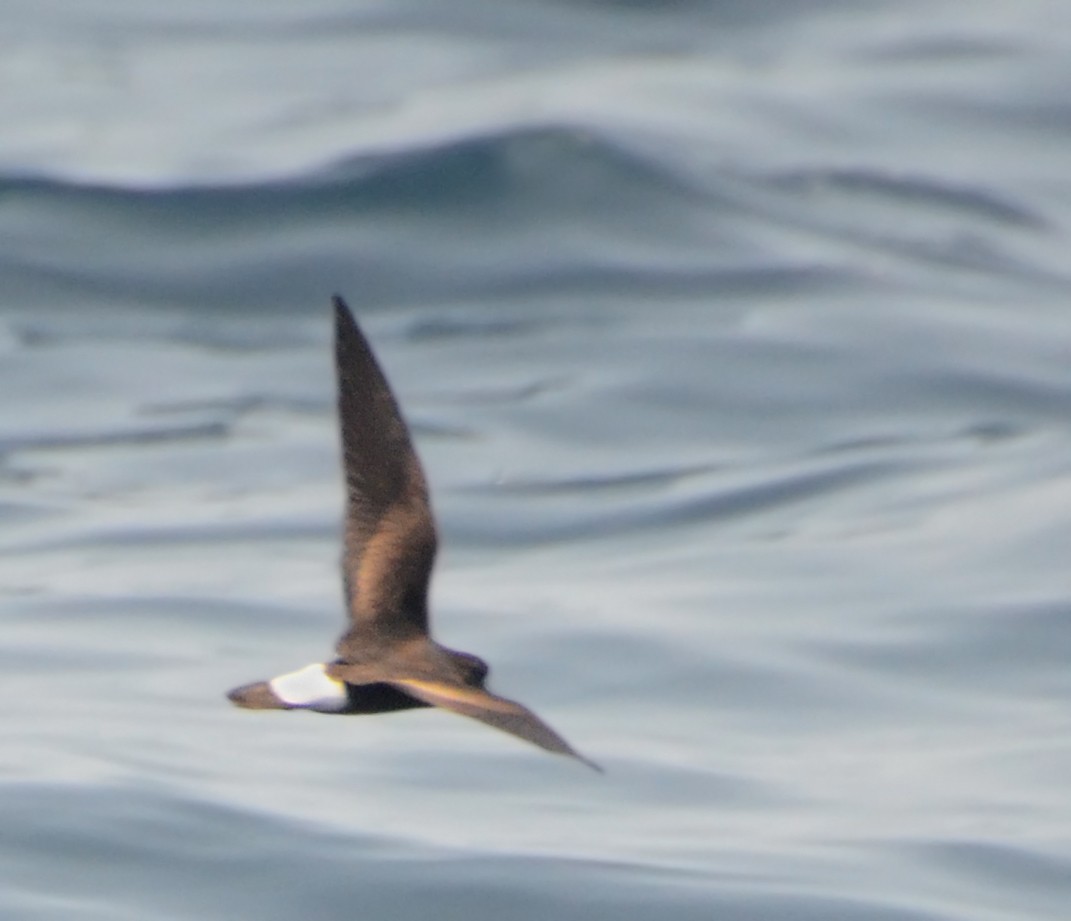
389 678 602 772
332 295 437 649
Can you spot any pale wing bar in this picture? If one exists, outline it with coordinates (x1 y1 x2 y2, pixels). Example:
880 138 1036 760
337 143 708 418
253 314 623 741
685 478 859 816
392 679 602 772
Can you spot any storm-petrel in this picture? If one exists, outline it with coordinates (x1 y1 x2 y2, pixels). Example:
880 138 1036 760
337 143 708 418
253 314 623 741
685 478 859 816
227 296 598 771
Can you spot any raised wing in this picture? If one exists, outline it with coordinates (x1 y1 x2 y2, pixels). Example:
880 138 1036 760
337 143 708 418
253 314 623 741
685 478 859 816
389 678 602 771
332 295 437 648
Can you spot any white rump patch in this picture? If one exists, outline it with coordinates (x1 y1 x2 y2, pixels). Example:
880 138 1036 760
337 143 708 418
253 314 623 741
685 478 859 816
269 663 348 712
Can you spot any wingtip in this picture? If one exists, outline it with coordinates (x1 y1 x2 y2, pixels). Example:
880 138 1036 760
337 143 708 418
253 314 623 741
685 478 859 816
574 752 605 774
531 724 604 773
545 729 604 773
332 293 351 317
332 294 360 351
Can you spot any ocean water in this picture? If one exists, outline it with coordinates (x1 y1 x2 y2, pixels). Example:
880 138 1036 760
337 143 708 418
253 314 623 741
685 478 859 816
3 1 1071 918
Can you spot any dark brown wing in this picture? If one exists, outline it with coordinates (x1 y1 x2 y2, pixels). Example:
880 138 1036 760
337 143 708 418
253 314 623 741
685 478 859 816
332 295 437 647
389 678 602 772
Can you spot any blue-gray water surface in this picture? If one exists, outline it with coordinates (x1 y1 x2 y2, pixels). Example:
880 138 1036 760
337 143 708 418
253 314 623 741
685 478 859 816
3 2 1071 919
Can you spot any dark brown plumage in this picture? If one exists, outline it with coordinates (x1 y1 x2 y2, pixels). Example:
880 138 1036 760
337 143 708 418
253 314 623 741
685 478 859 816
227 296 598 771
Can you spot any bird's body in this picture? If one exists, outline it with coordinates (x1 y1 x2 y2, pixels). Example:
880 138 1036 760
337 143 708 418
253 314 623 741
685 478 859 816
227 296 597 770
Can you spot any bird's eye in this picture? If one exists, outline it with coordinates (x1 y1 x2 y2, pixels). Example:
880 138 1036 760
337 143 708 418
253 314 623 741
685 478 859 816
466 655 490 681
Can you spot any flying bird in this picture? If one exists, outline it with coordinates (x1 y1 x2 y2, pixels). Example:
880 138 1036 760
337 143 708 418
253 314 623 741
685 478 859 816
227 296 598 770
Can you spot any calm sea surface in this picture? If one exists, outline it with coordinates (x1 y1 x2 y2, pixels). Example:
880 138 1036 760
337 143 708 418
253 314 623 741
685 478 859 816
3 2 1071 919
